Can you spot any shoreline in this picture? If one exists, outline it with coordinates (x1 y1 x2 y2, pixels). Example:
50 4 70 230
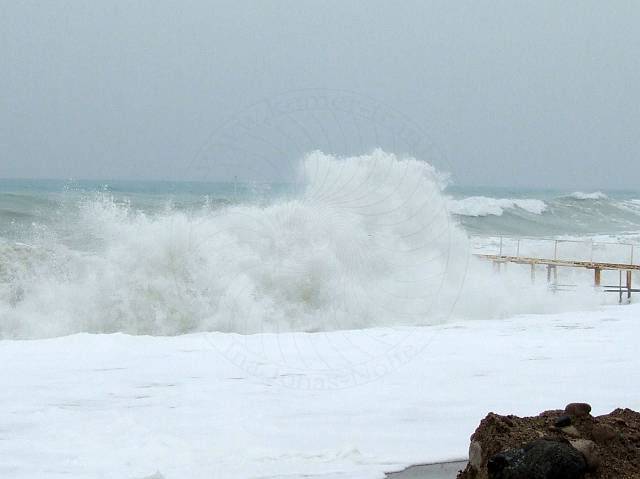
386 460 467 478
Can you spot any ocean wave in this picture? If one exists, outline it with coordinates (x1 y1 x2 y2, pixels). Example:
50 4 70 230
615 199 640 213
447 197 547 217
0 150 474 338
0 151 606 339
567 191 608 200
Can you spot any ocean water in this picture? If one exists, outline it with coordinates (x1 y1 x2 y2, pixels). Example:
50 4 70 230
3 180 640 242
1 150 639 338
3 151 640 479
447 185 640 238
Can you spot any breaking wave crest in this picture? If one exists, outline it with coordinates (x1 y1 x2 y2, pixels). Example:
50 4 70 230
567 191 608 200
448 197 547 217
0 150 605 339
1 151 470 338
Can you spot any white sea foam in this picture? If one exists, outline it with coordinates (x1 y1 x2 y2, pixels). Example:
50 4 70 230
0 150 463 337
0 150 603 339
621 199 640 210
568 191 608 200
3 306 639 478
447 196 548 217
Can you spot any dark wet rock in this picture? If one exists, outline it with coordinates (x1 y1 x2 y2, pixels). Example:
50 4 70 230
554 415 572 428
487 439 586 479
565 403 592 418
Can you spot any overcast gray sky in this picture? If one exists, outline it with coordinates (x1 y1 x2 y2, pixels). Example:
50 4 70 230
1 1 638 188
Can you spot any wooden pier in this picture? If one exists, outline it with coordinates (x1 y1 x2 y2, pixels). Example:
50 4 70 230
473 237 640 303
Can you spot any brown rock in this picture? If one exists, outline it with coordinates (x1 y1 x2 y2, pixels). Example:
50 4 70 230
592 423 617 443
565 402 592 418
569 438 600 470
469 440 482 471
456 406 640 479
561 425 581 438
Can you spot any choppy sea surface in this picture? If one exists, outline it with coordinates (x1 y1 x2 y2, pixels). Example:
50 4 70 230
1 151 639 338
3 180 639 242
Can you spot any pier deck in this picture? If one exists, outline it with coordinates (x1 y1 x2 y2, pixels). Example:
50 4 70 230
475 253 640 272
473 238 640 303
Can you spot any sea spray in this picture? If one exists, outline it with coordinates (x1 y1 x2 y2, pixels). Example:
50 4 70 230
0 150 605 338
0 151 464 337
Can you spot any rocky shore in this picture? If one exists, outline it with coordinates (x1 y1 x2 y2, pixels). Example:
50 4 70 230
457 403 640 479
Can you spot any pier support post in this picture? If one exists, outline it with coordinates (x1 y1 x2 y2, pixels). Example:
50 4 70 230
619 270 623 304
531 264 536 283
627 271 632 301
594 268 601 287
546 265 558 290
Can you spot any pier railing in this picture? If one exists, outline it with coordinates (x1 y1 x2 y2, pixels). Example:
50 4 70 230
470 235 636 265
471 235 640 302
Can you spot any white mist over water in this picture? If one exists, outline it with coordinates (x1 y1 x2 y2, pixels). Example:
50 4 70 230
0 150 605 339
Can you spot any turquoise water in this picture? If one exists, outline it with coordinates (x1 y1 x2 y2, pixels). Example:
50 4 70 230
2 179 640 241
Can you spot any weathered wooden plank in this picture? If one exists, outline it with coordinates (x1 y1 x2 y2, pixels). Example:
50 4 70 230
475 254 640 271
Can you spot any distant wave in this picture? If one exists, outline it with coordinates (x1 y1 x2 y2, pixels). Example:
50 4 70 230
567 191 608 200
447 197 547 217
449 192 640 236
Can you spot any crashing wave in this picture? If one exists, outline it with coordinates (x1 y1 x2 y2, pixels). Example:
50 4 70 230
567 191 608 200
447 197 547 217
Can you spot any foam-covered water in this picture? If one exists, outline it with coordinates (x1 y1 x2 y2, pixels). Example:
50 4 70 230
1 150 636 338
